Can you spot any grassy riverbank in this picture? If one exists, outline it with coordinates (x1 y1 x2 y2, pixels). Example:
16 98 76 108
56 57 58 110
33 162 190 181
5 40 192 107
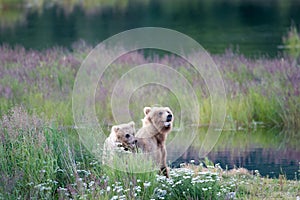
0 42 300 129
0 108 299 199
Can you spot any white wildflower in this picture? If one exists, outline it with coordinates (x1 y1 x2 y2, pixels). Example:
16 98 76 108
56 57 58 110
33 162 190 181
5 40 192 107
110 196 118 200
134 186 141 193
179 163 186 168
40 186 51 191
58 187 68 191
154 188 167 197
174 180 182 185
166 178 174 185
89 160 98 165
89 181 95 187
156 175 167 181
27 182 34 186
143 181 151 188
34 183 44 189
116 186 123 193
226 192 236 199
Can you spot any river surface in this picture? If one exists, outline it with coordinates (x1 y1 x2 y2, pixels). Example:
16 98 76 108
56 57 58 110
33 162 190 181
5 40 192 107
1 0 300 56
170 128 300 180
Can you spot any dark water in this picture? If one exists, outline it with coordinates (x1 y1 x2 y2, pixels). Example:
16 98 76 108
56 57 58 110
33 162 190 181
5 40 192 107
170 129 300 180
1 0 300 56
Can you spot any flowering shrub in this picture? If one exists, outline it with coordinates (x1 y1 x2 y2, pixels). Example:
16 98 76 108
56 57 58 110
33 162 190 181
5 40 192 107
154 168 228 200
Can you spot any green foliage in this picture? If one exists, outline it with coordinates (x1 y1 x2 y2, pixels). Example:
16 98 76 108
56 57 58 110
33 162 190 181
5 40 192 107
283 25 300 59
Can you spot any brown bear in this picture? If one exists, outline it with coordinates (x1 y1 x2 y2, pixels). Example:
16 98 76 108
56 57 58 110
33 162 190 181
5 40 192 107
136 106 174 177
102 121 137 165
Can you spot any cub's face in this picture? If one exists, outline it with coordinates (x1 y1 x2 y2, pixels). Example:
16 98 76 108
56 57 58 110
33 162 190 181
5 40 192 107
113 121 137 149
143 107 174 131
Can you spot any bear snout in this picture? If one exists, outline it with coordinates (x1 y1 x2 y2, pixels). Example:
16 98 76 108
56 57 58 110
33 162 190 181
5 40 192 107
166 114 173 122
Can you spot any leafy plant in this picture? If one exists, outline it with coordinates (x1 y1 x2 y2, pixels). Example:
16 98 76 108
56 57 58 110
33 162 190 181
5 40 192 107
282 25 300 60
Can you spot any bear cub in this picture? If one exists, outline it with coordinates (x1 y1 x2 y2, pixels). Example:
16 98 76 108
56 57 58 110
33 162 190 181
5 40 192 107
102 121 137 165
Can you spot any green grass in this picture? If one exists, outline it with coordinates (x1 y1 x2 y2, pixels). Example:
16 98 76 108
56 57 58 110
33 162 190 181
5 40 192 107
0 107 299 199
0 43 300 130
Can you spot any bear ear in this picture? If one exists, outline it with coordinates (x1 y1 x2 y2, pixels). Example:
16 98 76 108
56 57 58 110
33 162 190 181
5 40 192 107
144 107 151 115
112 126 120 133
128 121 135 128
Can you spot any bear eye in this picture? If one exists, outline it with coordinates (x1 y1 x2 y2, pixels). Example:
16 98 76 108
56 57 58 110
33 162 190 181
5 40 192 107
125 134 130 138
159 112 163 115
